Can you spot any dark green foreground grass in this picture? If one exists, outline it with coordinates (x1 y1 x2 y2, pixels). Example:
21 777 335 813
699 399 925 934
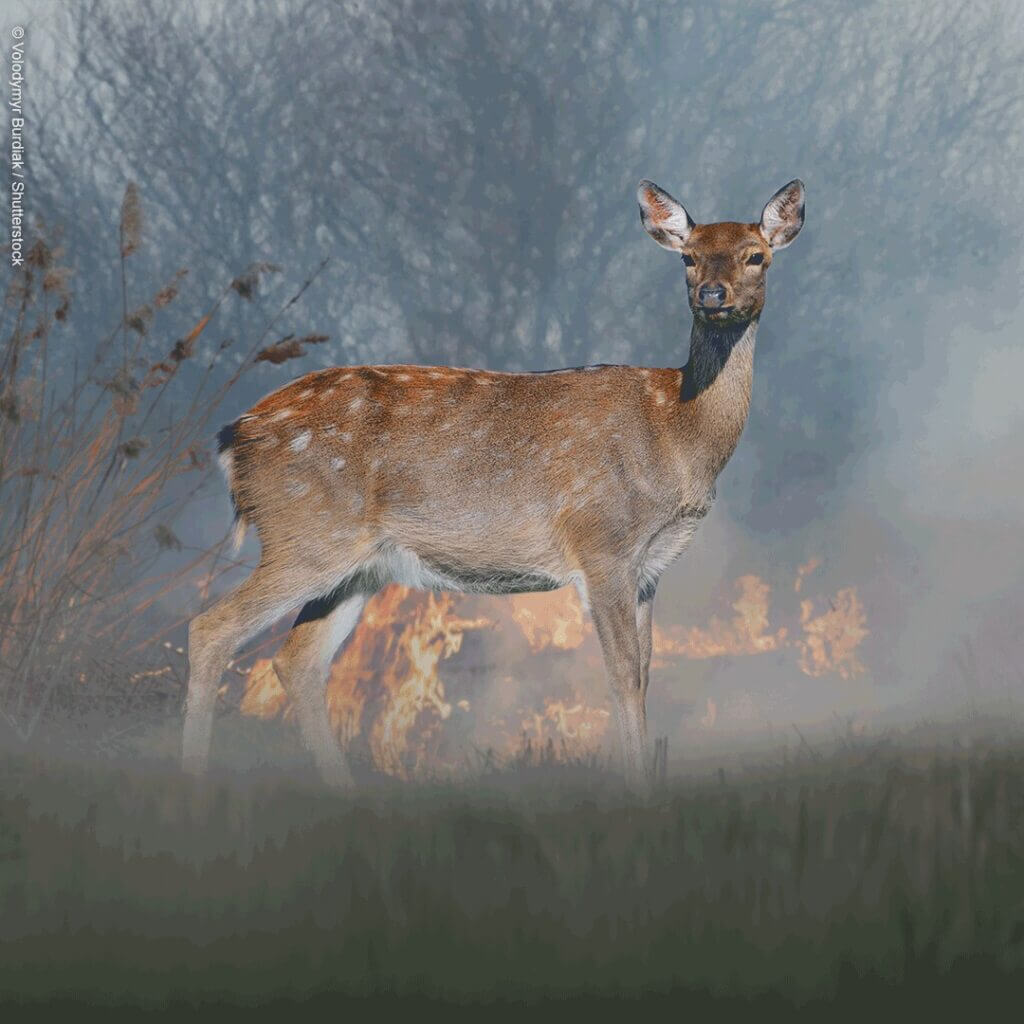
2 733 1024 1017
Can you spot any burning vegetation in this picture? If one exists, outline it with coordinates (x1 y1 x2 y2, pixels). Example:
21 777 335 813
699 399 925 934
239 559 869 778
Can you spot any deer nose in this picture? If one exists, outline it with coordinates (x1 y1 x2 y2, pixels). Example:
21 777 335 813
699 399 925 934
698 283 727 307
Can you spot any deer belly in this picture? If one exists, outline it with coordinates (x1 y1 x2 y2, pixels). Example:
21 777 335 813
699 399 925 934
359 541 572 596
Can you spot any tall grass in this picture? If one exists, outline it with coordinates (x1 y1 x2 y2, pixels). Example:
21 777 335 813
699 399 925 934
1 732 1023 1011
0 186 328 747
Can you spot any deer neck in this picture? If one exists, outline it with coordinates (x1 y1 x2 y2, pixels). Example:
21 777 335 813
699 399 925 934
678 316 758 474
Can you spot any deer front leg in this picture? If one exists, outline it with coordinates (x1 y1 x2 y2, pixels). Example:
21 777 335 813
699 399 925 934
587 580 650 792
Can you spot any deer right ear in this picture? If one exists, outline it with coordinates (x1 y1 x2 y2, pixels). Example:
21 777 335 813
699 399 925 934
637 180 695 252
760 179 805 250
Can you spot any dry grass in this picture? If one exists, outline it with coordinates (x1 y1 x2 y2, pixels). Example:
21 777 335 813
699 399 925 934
0 186 329 747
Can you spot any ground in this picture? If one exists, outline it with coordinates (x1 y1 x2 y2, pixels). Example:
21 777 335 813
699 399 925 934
2 719 1024 1017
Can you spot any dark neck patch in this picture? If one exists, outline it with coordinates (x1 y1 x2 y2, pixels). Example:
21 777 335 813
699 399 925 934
680 320 754 401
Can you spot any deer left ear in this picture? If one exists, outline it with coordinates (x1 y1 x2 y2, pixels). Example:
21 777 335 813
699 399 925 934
637 180 695 252
759 179 805 251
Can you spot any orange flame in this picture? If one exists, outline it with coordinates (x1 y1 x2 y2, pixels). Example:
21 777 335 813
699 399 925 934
508 589 588 652
652 575 787 661
796 587 869 678
794 557 821 593
238 560 869 774
520 698 611 751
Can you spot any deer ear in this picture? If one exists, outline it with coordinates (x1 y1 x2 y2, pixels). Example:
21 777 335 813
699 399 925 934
637 180 695 252
759 179 805 251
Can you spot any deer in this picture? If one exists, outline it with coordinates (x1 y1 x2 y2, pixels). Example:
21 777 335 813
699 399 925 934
182 178 805 791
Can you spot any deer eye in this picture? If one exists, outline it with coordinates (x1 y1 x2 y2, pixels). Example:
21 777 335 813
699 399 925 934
746 252 765 265
680 253 695 267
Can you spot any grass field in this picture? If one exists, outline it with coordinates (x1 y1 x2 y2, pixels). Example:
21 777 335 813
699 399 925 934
2 723 1024 1019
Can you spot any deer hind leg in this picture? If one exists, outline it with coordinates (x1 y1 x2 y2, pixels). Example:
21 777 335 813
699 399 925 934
182 564 334 778
272 586 369 789
587 577 650 792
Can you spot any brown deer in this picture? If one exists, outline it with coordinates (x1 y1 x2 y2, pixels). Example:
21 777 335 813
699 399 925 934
182 179 805 789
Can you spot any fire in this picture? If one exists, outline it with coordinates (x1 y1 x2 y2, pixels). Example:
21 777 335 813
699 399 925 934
508 589 588 651
796 587 868 679
237 559 869 775
368 591 490 776
520 699 611 750
651 575 787 662
794 557 821 593
238 657 287 719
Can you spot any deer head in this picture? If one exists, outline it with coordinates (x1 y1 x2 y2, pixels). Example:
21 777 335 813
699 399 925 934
637 178 805 325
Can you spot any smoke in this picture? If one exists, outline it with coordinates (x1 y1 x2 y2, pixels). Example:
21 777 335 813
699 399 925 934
11 0 1024 748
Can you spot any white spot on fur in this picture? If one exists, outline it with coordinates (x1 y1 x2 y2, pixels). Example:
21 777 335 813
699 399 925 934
270 409 293 422
340 431 352 443
297 389 313 400
331 456 346 470
396 373 411 381
655 391 666 405
559 438 573 451
319 387 335 400
340 373 353 381
439 421 452 431
370 457 382 470
322 425 339 437
289 430 311 452
349 397 364 412
471 426 486 439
